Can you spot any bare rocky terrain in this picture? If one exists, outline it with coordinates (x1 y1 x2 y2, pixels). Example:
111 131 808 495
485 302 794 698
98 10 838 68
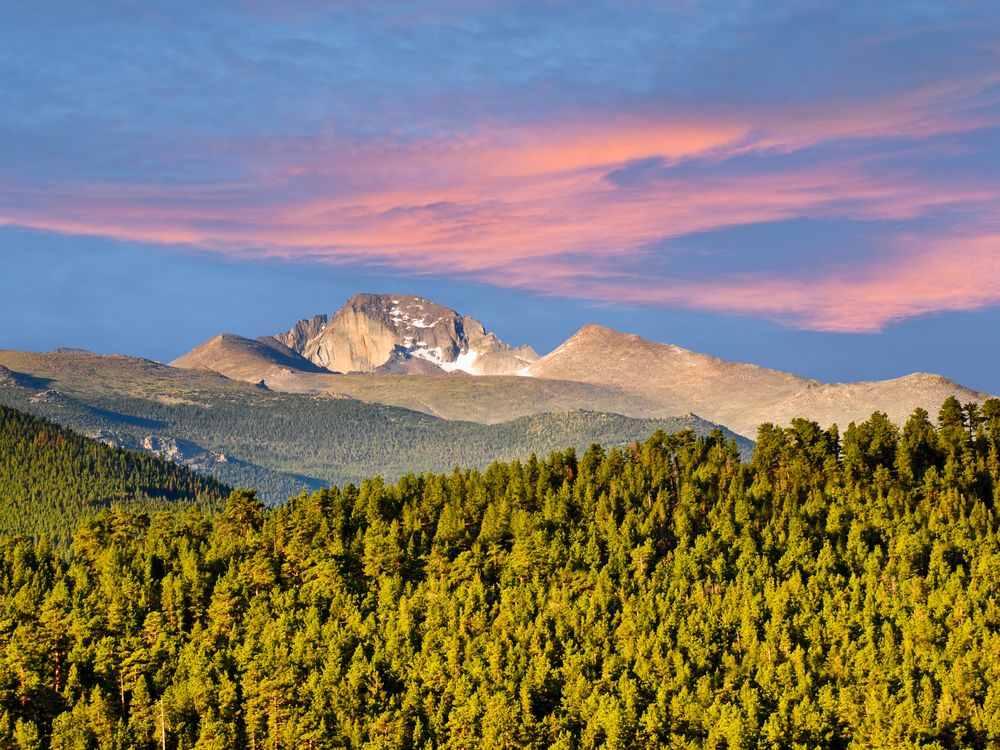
270 293 538 375
171 296 993 439
171 333 328 382
524 324 989 437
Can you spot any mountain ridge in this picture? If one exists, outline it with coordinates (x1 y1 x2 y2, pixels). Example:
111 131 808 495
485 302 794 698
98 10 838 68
0 349 746 504
524 323 988 436
171 332 329 381
0 402 230 540
264 293 538 375
170 293 992 439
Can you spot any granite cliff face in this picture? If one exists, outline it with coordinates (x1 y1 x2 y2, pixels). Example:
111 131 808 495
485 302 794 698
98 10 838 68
272 314 328 353
271 294 538 375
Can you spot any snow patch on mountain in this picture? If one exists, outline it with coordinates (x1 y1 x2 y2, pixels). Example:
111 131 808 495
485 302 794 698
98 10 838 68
269 293 539 376
389 304 440 330
410 345 480 374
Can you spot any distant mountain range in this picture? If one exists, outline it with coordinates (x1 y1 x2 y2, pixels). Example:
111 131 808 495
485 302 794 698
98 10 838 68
0 349 743 505
172 293 991 438
522 324 988 438
175 293 538 378
0 291 987 504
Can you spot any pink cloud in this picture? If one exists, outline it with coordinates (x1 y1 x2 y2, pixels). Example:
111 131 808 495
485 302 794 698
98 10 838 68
2 73 999 332
529 233 1000 333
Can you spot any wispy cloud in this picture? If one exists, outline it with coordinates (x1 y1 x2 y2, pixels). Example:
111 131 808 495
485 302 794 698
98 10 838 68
527 232 1000 333
1 0 999 332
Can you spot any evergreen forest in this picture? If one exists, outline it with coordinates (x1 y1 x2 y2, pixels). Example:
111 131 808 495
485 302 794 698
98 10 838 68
2 398 1000 747
0 405 229 542
0 357 747 505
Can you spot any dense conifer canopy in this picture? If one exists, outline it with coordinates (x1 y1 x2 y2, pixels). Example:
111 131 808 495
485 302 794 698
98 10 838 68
0 405 229 542
2 397 1000 747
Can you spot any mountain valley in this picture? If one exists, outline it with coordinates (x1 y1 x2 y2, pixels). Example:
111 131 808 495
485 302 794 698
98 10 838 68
0 348 744 504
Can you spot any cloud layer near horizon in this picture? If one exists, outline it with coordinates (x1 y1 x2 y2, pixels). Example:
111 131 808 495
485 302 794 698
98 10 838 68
2 1 998 332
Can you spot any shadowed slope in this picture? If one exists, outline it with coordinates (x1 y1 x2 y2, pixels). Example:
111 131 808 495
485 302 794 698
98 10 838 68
170 333 329 380
0 404 229 540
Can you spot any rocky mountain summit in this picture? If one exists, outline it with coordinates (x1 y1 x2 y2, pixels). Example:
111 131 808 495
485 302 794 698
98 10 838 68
169 293 992 439
172 293 538 379
268 293 538 375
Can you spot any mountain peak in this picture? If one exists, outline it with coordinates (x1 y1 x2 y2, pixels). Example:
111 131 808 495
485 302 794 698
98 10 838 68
171 331 326 380
344 292 450 316
564 323 651 347
523 324 816 436
553 323 697 361
271 293 538 375
567 323 621 340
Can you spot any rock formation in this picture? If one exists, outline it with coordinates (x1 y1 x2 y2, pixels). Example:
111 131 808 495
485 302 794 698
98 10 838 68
270 293 538 375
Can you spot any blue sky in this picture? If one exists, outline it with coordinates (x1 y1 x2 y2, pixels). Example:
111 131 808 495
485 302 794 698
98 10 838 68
1 1 999 391
5 226 1000 395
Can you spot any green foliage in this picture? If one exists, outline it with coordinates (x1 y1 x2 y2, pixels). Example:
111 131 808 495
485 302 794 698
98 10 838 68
0 405 229 543
2 399 1000 747
0 366 746 503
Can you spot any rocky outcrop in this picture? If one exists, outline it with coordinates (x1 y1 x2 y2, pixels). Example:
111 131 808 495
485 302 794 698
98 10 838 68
87 430 230 469
276 294 538 375
272 314 328 352
29 389 72 406
142 435 229 465
0 366 47 390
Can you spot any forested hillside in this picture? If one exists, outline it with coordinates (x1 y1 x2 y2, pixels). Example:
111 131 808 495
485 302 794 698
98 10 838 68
0 350 749 503
1 397 1000 747
0 405 229 541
